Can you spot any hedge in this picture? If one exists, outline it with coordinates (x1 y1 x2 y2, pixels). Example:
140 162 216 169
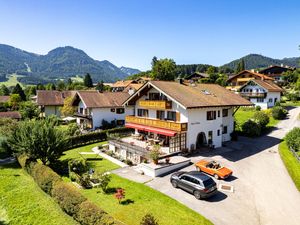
17 155 119 225
68 127 133 149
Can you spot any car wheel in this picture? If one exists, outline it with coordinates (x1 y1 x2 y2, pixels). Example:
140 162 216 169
171 180 178 188
194 190 202 200
214 174 219 179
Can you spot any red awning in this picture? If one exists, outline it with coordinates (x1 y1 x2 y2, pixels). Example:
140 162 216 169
125 123 177 137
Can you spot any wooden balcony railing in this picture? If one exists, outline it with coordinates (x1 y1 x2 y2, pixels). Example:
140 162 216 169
240 92 266 98
126 115 187 132
139 100 172 110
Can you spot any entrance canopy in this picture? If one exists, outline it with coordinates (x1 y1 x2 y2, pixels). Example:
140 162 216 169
125 123 177 137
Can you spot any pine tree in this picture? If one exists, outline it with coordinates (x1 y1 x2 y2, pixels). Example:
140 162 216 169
83 73 93 87
0 84 10 96
12 84 26 101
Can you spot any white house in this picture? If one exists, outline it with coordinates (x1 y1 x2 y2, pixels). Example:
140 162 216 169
239 79 282 109
72 91 133 130
108 80 252 163
36 90 76 117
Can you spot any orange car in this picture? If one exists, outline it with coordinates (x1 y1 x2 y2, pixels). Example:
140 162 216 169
195 159 232 179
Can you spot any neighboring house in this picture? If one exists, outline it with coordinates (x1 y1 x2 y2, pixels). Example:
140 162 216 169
259 64 296 82
111 80 137 92
135 77 152 84
239 79 283 109
0 96 10 104
227 70 274 91
0 111 21 120
72 91 133 130
109 80 252 163
185 72 209 82
36 90 76 117
123 83 143 95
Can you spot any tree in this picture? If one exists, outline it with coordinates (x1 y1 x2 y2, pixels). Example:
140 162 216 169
0 84 10 96
7 117 69 165
151 58 176 81
37 83 46 90
235 59 245 73
151 56 158 67
8 94 21 110
83 73 93 87
60 97 75 116
46 83 56 90
12 84 26 101
206 66 218 75
94 172 111 193
19 101 40 119
95 80 104 92
140 213 159 225
57 80 66 91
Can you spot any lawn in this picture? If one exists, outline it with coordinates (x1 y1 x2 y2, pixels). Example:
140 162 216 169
0 163 77 225
281 101 300 107
278 140 300 191
62 142 212 225
0 74 24 87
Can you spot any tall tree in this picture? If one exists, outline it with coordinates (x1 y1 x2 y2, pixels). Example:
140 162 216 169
0 84 10 96
83 73 93 87
12 84 26 101
36 83 45 90
95 80 104 92
57 80 66 91
60 97 75 116
235 59 245 73
151 58 176 81
151 56 158 67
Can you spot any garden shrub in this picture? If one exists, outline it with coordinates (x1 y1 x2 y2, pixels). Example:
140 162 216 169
93 172 111 193
272 106 287 120
241 120 261 137
69 171 80 182
286 127 300 151
255 105 261 111
274 101 281 107
140 213 159 225
51 181 87 216
78 173 93 189
17 154 31 168
76 200 114 225
253 111 270 128
68 158 88 175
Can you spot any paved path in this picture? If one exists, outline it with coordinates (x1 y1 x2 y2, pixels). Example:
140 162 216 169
147 107 300 225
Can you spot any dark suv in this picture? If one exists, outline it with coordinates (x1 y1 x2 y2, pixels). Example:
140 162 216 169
170 171 217 199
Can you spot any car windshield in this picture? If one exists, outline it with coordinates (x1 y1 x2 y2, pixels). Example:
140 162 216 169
202 178 215 187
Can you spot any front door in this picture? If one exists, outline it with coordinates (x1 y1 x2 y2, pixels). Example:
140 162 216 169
196 132 207 149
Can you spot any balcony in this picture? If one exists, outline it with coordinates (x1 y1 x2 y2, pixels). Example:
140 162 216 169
139 100 172 110
126 115 187 132
240 92 266 98
74 112 92 119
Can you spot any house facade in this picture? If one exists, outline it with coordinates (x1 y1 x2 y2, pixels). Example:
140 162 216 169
108 81 252 163
72 91 133 130
227 70 274 91
36 90 76 117
239 79 282 109
259 64 295 82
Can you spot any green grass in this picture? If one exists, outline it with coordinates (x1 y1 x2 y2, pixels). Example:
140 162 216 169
0 74 24 87
62 143 212 225
281 101 300 107
278 140 300 191
70 76 83 83
0 163 77 225
61 142 120 174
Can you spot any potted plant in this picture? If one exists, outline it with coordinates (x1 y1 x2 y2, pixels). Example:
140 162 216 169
150 145 161 164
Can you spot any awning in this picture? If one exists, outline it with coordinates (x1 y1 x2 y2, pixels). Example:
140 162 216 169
125 123 177 137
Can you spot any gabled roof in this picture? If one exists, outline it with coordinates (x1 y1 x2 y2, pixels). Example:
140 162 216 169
111 80 135 88
227 70 274 82
74 91 130 108
0 111 21 119
123 83 143 92
37 90 76 106
259 65 295 74
0 96 10 103
124 81 253 109
239 80 283 92
185 72 209 80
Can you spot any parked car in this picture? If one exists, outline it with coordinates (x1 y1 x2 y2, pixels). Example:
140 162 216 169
170 171 217 199
195 159 232 179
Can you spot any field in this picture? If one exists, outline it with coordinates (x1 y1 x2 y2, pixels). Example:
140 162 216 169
0 163 77 225
61 142 212 225
70 75 83 83
0 74 24 87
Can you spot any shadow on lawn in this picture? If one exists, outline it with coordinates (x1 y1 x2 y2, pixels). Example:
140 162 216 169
121 199 135 205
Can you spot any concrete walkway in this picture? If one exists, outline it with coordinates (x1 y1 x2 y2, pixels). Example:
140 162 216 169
147 106 300 225
92 147 128 168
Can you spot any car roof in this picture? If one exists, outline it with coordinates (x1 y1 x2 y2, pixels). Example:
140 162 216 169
186 171 211 181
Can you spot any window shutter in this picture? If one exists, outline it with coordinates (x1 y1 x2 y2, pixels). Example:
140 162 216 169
176 112 180 122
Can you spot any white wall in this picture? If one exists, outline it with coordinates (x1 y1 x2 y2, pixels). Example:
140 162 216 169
44 106 61 117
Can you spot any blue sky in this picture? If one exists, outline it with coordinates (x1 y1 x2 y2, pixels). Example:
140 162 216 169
0 0 299 70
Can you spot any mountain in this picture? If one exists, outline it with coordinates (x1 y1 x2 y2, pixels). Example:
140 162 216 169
119 66 141 76
222 54 300 71
0 44 140 84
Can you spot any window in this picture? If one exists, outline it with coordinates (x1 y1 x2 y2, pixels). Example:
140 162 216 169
222 126 228 134
79 108 83 114
137 109 149 117
257 98 264 103
180 176 191 182
149 93 160 100
217 130 220 136
222 109 228 117
156 110 165 120
268 98 273 103
207 111 216 120
110 108 115 112
116 108 125 114
218 110 220 117
167 111 176 121
208 131 213 144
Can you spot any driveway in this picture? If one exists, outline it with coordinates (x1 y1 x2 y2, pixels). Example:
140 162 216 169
147 107 300 225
